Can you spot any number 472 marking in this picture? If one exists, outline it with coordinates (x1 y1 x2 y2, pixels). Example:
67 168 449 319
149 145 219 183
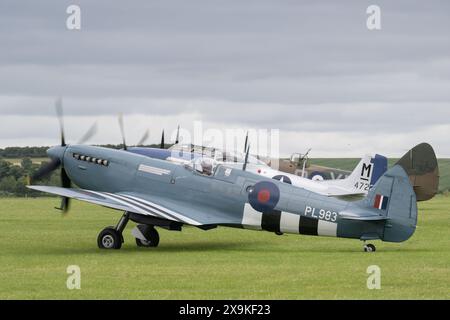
355 182 370 191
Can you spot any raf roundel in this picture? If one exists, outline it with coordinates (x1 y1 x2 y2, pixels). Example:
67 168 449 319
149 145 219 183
310 171 325 181
248 181 281 212
257 189 271 203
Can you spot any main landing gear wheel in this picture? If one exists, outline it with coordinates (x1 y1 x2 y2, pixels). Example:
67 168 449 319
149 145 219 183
364 244 376 252
98 211 130 250
135 225 160 248
98 227 122 250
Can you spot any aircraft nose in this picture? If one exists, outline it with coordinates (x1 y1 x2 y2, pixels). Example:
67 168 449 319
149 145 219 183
47 146 66 161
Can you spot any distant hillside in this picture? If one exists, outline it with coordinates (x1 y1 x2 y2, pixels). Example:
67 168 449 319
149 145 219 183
310 158 450 193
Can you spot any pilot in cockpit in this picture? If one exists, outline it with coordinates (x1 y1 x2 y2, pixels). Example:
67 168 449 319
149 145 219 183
190 157 217 176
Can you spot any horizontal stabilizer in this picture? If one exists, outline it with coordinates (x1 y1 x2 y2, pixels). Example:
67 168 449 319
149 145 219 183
340 211 388 221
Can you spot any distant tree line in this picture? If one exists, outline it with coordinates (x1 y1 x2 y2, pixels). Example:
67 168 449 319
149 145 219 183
0 158 59 197
0 146 49 158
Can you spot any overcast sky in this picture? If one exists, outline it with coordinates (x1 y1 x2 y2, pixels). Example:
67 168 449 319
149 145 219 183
1 0 449 157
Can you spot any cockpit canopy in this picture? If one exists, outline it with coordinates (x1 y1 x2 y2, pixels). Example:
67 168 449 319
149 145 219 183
186 157 219 176
171 143 267 166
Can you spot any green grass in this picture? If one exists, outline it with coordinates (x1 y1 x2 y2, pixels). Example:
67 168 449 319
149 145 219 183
311 158 450 193
0 197 449 300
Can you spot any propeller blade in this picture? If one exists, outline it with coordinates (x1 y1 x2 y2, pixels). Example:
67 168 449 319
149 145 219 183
55 97 66 146
77 122 98 145
300 148 312 162
160 130 165 149
175 125 180 145
244 131 249 154
118 113 127 150
59 197 70 213
58 168 72 213
137 129 150 146
61 167 72 188
32 159 61 181
243 144 250 171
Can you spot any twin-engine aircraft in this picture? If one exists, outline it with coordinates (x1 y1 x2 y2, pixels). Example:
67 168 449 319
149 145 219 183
29 134 439 252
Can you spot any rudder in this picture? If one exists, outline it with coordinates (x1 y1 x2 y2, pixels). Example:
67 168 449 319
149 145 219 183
364 165 418 243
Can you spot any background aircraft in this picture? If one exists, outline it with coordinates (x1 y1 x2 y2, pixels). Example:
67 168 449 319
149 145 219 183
277 150 352 181
126 137 438 201
116 117 388 198
127 142 388 198
114 113 438 201
117 117 370 184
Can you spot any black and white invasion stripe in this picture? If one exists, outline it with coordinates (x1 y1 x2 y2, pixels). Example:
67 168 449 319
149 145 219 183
242 204 337 237
88 191 201 226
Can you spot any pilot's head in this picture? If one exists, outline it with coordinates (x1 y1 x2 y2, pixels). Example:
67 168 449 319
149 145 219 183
201 160 213 175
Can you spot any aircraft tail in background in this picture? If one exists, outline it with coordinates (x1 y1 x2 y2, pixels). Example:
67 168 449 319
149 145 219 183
320 154 388 195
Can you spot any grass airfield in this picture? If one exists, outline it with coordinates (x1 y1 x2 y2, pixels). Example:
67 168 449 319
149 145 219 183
0 197 449 300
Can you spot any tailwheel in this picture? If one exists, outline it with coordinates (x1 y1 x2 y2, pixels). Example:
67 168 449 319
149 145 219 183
134 225 160 248
364 244 376 252
98 227 122 250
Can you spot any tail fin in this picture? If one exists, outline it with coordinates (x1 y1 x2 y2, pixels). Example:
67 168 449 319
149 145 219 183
351 154 388 189
396 143 439 201
364 165 418 243
326 154 388 194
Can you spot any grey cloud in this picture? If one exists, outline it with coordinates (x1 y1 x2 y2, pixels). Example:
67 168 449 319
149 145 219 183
0 0 449 155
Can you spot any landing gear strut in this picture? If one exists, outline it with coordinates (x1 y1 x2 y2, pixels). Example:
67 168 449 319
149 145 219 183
133 224 160 248
97 211 130 250
363 243 376 252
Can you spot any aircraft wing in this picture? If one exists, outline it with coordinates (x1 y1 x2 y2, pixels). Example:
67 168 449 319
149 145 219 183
123 191 242 226
27 186 233 226
241 163 366 198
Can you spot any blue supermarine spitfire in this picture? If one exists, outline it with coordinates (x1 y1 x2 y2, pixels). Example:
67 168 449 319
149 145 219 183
29 141 438 252
28 103 439 252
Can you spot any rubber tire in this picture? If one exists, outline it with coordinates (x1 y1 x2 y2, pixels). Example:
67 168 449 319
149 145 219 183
364 244 376 252
98 227 122 250
135 225 160 248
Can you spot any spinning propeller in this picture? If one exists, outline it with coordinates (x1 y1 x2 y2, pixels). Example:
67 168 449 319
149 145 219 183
118 113 128 150
31 98 97 213
117 115 180 149
244 131 248 154
137 129 150 147
160 125 180 149
118 114 151 149
160 130 165 149
175 125 180 145
243 144 251 171
299 148 312 164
